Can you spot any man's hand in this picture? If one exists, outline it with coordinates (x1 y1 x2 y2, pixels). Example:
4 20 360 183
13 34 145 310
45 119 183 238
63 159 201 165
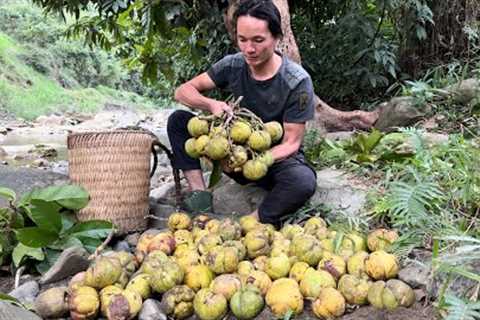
209 100 233 117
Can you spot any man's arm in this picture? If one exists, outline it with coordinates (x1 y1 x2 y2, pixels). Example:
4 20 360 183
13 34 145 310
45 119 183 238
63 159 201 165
175 72 232 116
269 122 305 161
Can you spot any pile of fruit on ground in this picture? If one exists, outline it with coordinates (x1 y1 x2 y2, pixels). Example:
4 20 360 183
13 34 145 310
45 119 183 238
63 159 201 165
34 213 413 319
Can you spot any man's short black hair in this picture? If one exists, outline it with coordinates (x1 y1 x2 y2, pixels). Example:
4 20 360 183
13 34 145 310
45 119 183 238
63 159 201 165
234 0 283 39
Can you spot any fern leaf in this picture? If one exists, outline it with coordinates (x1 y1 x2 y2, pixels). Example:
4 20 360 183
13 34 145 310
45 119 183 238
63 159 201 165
445 294 480 320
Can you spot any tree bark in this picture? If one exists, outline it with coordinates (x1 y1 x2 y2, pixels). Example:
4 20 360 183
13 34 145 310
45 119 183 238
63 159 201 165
225 0 378 132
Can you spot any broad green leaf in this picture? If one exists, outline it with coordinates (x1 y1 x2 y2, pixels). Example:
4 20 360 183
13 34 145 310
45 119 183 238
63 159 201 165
30 185 89 210
0 187 16 202
60 213 76 233
77 237 103 253
12 243 45 267
48 236 83 250
65 220 113 239
15 227 59 248
208 160 223 188
28 200 62 233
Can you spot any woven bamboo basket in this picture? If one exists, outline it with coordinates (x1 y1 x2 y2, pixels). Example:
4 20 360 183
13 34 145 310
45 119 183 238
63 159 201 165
67 130 174 235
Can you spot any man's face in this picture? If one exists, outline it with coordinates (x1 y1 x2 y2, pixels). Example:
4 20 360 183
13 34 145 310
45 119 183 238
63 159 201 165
236 15 278 69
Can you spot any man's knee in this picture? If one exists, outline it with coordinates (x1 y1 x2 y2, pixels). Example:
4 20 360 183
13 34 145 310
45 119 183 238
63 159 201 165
167 110 193 131
284 166 317 200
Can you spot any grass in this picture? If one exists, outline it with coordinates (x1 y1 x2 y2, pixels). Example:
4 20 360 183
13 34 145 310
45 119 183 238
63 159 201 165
0 32 161 120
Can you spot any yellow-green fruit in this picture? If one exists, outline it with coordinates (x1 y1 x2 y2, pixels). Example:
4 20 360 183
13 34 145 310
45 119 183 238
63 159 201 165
253 255 268 271
184 264 214 291
241 270 273 296
192 214 212 229
257 151 274 167
320 238 335 252
347 251 369 279
168 212 192 231
266 278 304 318
99 285 122 317
223 240 247 261
290 234 323 266
270 238 291 257
242 159 268 181
209 126 227 137
195 135 210 154
264 121 283 143
205 246 239 274
160 285 195 319
193 228 209 243
218 218 242 241
244 229 271 258
248 130 272 151
367 280 415 310
174 247 201 272
205 218 221 233
367 229 399 252
140 250 169 275
68 272 86 292
237 261 255 276
365 250 399 280
187 117 209 137
230 121 252 143
304 217 329 240
104 289 142 320
338 274 370 305
193 288 228 320
289 261 310 283
135 230 161 263
265 254 291 280
239 215 261 235
174 229 194 247
230 285 265 320
197 234 223 255
299 268 336 299
318 252 346 279
108 251 137 276
312 288 346 319
84 256 123 289
147 231 176 256
210 274 242 300
126 273 151 300
185 138 201 158
69 286 99 320
230 145 249 168
148 260 184 293
205 136 229 160
34 286 69 319
280 224 304 240
342 232 367 253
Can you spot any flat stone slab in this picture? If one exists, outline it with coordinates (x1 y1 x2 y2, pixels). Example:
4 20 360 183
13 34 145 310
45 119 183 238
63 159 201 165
0 301 42 320
40 246 90 284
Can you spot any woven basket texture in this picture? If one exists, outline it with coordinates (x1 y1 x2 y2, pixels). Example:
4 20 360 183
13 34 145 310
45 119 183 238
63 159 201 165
68 131 154 234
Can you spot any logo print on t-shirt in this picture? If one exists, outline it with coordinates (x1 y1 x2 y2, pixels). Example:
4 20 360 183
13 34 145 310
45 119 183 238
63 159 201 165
299 92 309 111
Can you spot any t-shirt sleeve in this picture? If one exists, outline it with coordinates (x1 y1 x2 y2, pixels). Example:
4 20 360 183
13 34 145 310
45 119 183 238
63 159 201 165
283 77 315 123
206 55 234 90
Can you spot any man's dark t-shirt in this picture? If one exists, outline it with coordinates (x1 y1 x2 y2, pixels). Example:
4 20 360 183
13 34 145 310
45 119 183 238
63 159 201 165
207 52 315 125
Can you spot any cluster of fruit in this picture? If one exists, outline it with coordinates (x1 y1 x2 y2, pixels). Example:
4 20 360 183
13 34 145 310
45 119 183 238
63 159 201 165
184 101 283 180
33 213 413 320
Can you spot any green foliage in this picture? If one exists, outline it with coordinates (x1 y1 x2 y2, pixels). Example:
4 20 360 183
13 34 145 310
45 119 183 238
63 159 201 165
443 294 480 320
0 185 113 272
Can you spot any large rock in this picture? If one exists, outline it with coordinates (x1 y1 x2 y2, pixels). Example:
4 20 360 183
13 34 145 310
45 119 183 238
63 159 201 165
213 176 266 214
374 97 430 132
0 301 42 320
310 168 367 216
8 281 39 304
0 166 69 206
40 246 90 284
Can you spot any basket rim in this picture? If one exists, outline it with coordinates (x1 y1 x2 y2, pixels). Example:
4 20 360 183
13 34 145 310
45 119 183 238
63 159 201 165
67 129 156 137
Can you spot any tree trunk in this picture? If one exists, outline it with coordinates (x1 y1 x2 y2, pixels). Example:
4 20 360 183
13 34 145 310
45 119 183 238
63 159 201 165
225 0 378 132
